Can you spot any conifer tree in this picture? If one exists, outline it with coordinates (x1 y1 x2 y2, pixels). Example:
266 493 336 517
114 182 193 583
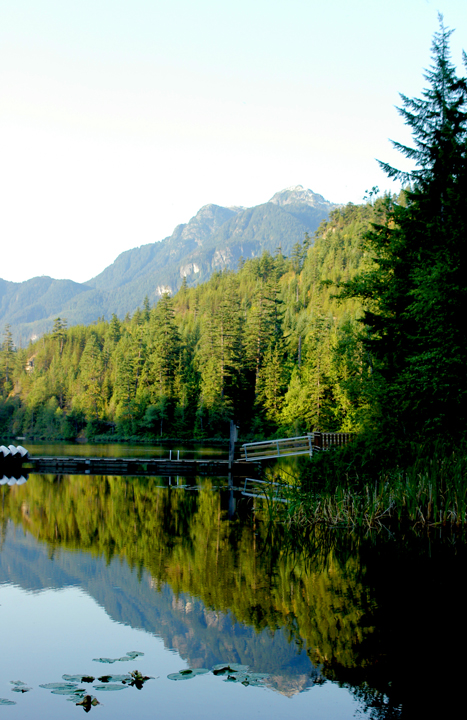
341 18 467 440
52 317 67 357
145 293 181 434
79 333 105 419
1 325 15 396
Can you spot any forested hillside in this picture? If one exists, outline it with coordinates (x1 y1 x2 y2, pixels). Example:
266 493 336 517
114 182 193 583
0 186 336 348
0 199 381 441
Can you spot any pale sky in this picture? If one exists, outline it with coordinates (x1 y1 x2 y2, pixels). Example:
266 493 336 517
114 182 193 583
1 0 466 284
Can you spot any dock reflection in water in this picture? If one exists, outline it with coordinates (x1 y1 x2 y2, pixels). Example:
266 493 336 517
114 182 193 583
0 471 466 718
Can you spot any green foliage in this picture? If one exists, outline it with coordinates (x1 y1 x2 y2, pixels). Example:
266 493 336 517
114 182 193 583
277 438 467 529
340 19 467 444
0 209 375 440
2 475 375 675
1 191 336 348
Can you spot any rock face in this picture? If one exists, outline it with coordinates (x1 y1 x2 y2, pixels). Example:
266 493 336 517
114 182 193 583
269 185 330 207
1 187 338 345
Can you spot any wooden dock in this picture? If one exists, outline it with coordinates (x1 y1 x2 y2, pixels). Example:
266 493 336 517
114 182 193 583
24 456 258 478
5 430 353 479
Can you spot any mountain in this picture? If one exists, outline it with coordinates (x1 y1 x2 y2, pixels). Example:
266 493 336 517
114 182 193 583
0 522 316 695
1 186 338 345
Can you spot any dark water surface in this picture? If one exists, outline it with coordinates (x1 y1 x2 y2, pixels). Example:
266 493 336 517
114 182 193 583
0 445 466 718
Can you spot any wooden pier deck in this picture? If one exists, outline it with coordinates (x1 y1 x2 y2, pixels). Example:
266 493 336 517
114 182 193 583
24 456 258 478
5 430 353 480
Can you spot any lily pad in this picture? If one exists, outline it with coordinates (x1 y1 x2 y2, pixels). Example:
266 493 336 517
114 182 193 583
212 663 249 675
51 688 85 695
241 677 267 687
0 699 16 705
62 675 95 683
167 668 209 681
10 681 27 687
223 672 268 687
39 682 78 690
11 686 32 693
97 675 131 683
93 683 128 691
93 651 144 664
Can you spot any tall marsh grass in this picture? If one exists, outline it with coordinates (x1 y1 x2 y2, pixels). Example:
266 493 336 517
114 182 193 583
260 442 467 529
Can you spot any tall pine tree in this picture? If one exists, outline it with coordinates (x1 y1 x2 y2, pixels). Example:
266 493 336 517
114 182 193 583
341 18 467 441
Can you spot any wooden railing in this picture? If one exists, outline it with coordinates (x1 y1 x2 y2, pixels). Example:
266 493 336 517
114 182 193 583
313 432 353 450
239 432 352 461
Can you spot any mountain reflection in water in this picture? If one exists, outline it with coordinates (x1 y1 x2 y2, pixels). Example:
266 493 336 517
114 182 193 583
1 472 466 718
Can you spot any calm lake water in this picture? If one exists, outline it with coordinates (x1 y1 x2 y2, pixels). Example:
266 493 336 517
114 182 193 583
1 443 466 718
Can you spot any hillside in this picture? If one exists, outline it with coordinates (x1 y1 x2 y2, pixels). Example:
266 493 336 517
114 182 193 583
0 199 379 440
0 186 337 345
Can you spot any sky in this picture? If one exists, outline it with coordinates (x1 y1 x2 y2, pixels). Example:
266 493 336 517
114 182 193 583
1 0 466 284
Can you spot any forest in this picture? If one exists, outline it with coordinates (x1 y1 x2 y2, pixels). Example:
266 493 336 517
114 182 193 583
1 20 466 475
0 199 373 443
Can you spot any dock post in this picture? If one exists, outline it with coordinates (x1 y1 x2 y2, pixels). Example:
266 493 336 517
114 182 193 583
228 421 238 519
228 421 238 472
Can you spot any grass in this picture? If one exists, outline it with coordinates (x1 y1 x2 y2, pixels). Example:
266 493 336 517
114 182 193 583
259 439 467 530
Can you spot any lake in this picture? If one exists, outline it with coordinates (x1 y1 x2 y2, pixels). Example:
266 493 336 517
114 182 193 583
1 443 466 718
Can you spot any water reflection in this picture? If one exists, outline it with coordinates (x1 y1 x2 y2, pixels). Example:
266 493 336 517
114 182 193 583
1 473 466 717
24 441 227 459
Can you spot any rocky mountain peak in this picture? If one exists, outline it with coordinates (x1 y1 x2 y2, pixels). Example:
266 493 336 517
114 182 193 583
269 185 329 208
179 203 241 245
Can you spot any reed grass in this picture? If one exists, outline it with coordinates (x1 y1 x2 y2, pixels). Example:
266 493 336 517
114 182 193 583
260 442 467 530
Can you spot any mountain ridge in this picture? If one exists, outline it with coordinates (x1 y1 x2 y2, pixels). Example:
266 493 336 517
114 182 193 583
1 186 338 345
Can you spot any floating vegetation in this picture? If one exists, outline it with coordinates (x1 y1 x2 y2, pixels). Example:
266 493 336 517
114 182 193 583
11 687 32 693
212 664 249 675
97 675 131 683
127 670 154 689
76 695 100 710
167 668 209 681
167 664 269 688
5 654 154 714
51 688 85 696
10 681 31 693
93 650 144 664
224 672 269 687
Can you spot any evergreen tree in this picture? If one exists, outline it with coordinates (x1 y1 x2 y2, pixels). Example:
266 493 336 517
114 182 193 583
197 275 244 430
108 314 122 344
144 293 181 434
1 325 15 396
256 341 287 427
113 335 138 432
52 317 67 357
245 252 283 397
79 333 105 419
341 18 467 440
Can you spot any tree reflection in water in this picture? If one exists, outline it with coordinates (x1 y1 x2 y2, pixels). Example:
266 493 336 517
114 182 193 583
1 474 466 717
